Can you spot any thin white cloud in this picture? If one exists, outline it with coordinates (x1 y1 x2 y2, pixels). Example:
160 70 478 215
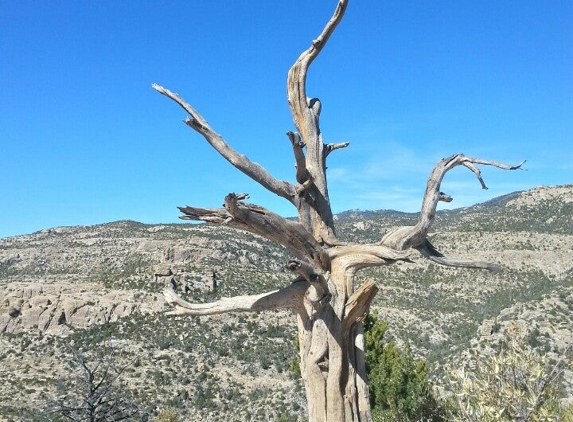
327 145 536 213
329 142 436 182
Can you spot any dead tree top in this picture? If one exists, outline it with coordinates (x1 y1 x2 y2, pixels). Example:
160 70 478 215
152 0 524 314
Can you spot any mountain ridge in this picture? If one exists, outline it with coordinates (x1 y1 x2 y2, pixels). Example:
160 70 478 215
5 184 570 241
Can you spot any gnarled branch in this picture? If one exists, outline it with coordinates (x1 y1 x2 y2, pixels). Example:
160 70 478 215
163 281 308 317
152 83 297 202
381 154 525 251
377 154 524 271
179 193 330 270
415 240 501 272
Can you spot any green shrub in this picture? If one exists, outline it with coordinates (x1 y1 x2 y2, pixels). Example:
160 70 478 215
364 311 443 421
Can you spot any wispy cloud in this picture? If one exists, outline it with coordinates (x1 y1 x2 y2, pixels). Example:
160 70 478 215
327 144 535 213
329 142 436 183
328 147 431 212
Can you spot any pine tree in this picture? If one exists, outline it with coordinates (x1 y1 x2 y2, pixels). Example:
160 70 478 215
364 311 443 421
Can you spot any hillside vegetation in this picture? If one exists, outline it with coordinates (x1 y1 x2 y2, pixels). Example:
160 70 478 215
0 184 571 420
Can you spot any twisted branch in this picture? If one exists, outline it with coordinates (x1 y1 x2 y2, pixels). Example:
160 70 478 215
163 281 308 317
380 154 525 270
179 193 330 270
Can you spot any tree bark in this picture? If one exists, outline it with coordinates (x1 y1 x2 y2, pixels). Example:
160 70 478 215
153 1 524 420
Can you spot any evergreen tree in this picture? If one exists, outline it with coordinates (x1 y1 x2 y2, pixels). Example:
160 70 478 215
364 311 443 421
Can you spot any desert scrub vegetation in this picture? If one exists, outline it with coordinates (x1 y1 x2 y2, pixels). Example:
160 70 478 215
443 321 573 421
362 315 572 421
365 262 571 360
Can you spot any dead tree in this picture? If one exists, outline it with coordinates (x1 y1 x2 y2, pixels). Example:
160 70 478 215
49 346 146 422
153 1 524 421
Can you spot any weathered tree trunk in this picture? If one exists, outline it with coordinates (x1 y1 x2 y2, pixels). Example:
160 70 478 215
153 1 524 420
295 271 378 422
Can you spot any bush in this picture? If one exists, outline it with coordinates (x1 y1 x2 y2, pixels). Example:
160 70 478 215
364 311 443 421
445 321 572 421
152 407 179 422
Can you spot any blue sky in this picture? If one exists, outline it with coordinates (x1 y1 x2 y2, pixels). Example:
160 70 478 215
1 1 571 238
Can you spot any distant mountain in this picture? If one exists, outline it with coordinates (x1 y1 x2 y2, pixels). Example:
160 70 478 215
0 184 571 420
333 185 572 242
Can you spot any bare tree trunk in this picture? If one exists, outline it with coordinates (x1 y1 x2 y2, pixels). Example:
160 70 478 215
295 271 379 422
152 1 524 420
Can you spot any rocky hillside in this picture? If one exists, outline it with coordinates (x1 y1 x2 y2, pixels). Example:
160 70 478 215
0 221 290 335
0 184 571 420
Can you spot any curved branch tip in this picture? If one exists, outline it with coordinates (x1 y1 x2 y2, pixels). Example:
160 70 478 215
513 159 527 170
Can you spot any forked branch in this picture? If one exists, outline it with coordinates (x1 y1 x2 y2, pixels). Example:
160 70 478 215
285 0 349 244
382 154 525 250
152 83 296 202
380 154 525 269
417 154 525 244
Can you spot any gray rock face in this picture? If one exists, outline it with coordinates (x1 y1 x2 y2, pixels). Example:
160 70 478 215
0 282 163 334
0 221 287 336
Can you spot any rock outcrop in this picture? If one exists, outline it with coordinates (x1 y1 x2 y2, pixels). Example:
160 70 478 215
0 282 163 334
